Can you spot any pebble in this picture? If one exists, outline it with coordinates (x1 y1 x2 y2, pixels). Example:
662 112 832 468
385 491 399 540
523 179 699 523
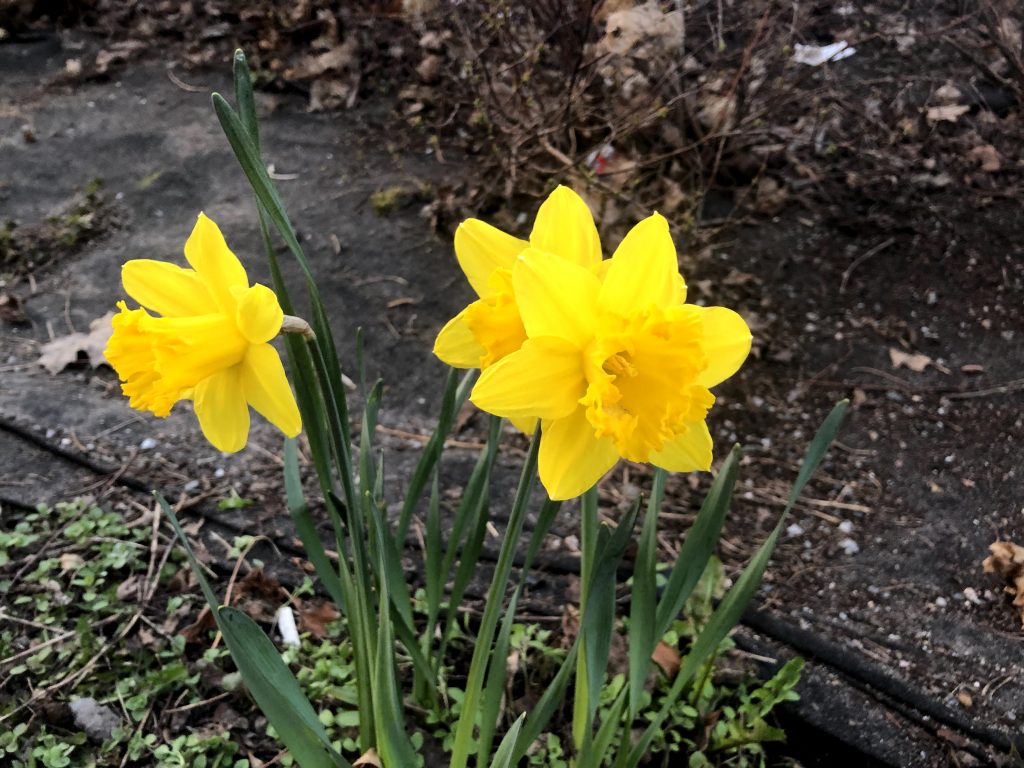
786 523 804 537
139 437 157 450
838 520 854 534
935 596 948 608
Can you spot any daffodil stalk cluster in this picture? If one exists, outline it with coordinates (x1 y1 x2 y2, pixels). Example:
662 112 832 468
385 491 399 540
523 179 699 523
115 52 848 768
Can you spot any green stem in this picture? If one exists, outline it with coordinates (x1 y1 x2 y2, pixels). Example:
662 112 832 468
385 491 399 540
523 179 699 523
573 486 599 753
448 425 541 768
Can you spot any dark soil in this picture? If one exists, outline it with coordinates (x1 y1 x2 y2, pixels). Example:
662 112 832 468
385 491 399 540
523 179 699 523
2 2 1024 766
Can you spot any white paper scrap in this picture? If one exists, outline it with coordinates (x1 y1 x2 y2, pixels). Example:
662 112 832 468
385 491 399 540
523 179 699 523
793 41 855 66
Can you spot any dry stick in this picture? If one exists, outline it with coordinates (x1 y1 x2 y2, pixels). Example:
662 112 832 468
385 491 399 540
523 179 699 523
700 6 772 218
8 504 89 590
118 699 156 768
946 378 1024 400
839 237 897 294
162 690 233 716
211 536 267 650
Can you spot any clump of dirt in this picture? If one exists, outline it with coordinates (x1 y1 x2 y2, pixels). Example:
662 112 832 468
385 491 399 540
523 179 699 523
0 179 117 278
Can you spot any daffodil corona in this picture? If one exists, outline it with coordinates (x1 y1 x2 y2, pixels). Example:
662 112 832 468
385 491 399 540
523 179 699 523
105 213 301 452
435 186 752 500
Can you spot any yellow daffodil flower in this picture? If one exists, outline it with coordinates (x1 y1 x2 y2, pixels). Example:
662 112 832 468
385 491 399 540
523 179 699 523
105 213 301 452
451 197 751 500
433 186 604 370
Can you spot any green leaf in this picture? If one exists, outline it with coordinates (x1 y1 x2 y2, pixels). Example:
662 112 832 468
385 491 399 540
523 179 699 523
654 445 741 640
581 500 638 733
372 571 419 767
231 49 260 154
449 426 541 768
397 369 475 541
619 401 848 768
437 416 502 664
424 467 443 626
477 498 560 762
284 438 345 610
628 469 664 718
158 494 349 768
488 713 525 768
513 640 579 765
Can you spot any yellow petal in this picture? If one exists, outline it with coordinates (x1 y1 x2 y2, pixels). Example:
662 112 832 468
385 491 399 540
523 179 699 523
434 307 486 369
512 248 600 347
600 213 679 314
649 421 713 473
455 219 529 298
509 416 539 434
235 284 283 344
694 307 752 388
184 213 249 313
193 366 250 452
122 260 213 317
471 337 584 421
529 186 602 267
241 344 302 438
538 406 619 501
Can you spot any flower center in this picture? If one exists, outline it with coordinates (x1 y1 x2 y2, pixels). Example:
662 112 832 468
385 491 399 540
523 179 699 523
582 307 711 462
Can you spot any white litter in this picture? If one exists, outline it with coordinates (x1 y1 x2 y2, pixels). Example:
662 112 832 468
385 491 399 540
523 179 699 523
276 605 301 648
786 523 805 538
792 41 855 66
838 520 854 534
838 537 860 555
69 697 121 742
139 437 157 450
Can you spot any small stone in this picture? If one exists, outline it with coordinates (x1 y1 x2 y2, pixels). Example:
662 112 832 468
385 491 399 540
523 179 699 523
139 437 157 450
935 596 948 608
786 523 804 537
838 520 854 534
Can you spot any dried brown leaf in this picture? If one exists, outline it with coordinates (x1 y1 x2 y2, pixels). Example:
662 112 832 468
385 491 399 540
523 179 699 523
968 144 1001 173
888 347 932 373
983 540 1024 627
296 599 341 638
925 104 969 123
38 312 115 374
652 640 681 679
354 747 382 767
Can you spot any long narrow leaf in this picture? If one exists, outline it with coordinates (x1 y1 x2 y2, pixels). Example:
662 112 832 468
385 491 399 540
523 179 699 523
397 368 475 541
620 401 849 768
581 500 639 732
284 438 346 610
476 498 561 762
372 573 419 767
512 641 579 764
489 713 525 768
159 495 349 768
628 469 664 718
232 49 260 153
449 427 541 768
654 445 741 639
